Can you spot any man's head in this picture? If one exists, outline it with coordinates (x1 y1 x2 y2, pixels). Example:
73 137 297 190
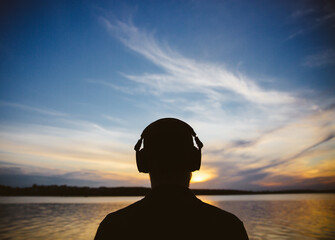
134 118 203 174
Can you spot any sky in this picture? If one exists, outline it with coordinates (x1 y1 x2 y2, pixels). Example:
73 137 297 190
0 0 334 190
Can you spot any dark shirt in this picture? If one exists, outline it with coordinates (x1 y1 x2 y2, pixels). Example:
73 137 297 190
95 185 249 239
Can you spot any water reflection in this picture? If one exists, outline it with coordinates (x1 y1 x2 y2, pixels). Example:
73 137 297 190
200 196 335 240
0 194 334 240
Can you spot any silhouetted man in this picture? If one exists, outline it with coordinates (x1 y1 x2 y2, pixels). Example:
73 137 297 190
95 118 249 239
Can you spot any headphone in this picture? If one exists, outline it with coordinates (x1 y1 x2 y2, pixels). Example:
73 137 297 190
134 118 203 173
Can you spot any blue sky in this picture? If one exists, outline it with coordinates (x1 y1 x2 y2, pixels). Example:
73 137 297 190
0 0 334 190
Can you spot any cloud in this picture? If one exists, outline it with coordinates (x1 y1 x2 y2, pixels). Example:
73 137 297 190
100 18 313 143
0 164 148 187
103 115 127 125
287 29 304 40
0 98 149 188
0 101 66 116
286 3 335 40
102 18 296 106
291 8 314 18
86 79 138 95
0 169 102 187
0 118 142 181
302 49 335 68
202 105 335 190
316 12 335 24
251 175 335 190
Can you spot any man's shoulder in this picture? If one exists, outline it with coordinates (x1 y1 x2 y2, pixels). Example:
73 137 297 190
95 199 148 240
192 199 248 238
194 198 243 223
101 198 146 224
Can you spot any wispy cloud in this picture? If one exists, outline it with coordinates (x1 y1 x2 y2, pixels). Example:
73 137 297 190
0 118 138 173
103 115 127 125
201 105 335 189
86 79 137 95
290 8 314 18
316 12 335 24
100 18 318 143
302 49 335 68
102 18 296 106
0 119 150 187
287 29 304 40
0 101 66 116
287 4 335 40
0 98 147 187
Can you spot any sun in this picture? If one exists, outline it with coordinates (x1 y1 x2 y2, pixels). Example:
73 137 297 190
191 170 214 183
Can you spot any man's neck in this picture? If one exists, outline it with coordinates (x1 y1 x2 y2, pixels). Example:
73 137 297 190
149 171 192 189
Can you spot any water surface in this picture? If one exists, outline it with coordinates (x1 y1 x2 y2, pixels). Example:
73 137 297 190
0 194 334 240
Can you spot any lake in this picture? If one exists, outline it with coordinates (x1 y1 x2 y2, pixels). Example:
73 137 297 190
0 194 334 240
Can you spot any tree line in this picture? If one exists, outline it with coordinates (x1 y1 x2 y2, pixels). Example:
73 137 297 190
0 184 333 196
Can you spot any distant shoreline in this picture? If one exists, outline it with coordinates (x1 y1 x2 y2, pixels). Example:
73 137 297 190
1 185 334 197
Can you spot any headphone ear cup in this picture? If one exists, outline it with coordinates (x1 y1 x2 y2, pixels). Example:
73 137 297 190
188 147 201 172
136 149 149 173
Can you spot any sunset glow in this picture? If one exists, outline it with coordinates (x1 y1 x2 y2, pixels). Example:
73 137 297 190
1 1 334 190
191 168 217 184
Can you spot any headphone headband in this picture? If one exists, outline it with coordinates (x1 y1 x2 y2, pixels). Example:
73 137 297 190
141 118 196 138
